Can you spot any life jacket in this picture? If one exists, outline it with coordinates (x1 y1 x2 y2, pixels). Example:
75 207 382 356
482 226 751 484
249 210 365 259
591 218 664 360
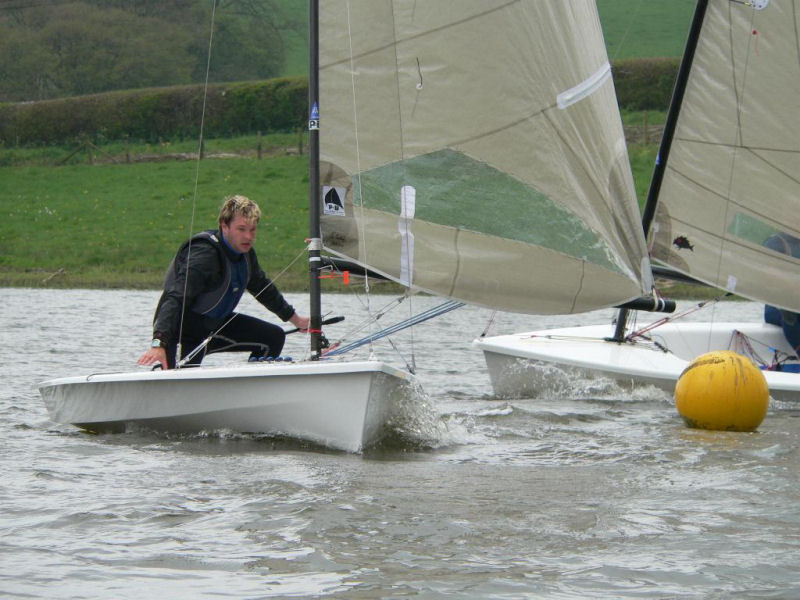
164 230 252 317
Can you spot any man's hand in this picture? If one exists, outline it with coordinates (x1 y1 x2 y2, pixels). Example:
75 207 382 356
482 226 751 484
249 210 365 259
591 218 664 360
289 313 310 333
137 347 168 369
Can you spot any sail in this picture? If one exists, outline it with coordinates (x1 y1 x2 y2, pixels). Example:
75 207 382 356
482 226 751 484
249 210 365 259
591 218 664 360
650 0 800 313
318 0 651 315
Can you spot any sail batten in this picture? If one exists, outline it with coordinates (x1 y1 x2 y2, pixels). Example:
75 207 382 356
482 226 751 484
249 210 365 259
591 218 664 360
319 0 651 315
557 62 612 109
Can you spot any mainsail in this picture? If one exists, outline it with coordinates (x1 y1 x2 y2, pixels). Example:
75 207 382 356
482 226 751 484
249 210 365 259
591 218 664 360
650 0 800 313
318 0 652 315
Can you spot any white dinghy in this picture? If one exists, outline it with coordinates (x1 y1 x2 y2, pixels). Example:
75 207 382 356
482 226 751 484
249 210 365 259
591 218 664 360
40 0 663 448
475 0 800 401
38 1 420 452
478 321 800 402
39 361 411 453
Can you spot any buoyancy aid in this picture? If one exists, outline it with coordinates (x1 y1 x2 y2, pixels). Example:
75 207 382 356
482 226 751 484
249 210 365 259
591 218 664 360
164 230 251 317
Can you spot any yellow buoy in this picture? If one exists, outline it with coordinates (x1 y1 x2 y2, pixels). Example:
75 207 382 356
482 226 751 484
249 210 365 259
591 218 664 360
674 350 769 432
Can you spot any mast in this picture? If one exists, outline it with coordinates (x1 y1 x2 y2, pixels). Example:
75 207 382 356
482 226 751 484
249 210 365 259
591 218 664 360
308 0 323 359
611 0 709 341
639 0 709 235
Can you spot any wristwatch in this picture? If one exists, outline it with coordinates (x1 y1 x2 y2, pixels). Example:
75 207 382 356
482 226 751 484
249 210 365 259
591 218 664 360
151 338 164 349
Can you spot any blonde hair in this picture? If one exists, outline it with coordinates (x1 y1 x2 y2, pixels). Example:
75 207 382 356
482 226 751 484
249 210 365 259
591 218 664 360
218 195 261 226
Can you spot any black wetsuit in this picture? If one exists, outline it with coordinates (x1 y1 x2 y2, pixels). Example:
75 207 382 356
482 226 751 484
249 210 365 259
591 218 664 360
152 230 296 368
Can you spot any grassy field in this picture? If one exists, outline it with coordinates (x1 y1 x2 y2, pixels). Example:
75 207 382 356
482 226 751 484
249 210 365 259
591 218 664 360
598 0 695 59
0 127 668 291
0 151 311 289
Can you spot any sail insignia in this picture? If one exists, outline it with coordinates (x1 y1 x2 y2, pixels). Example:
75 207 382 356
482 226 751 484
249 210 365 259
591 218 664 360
309 102 320 130
323 186 346 216
673 236 695 251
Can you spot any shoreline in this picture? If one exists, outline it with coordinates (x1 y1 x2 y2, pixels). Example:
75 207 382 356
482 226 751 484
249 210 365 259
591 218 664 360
0 269 721 302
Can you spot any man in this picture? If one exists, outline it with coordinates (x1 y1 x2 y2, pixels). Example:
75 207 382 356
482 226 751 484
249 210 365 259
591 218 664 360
137 195 309 369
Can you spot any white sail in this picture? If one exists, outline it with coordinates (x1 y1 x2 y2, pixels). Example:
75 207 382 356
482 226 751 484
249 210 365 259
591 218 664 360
650 0 800 312
319 0 652 315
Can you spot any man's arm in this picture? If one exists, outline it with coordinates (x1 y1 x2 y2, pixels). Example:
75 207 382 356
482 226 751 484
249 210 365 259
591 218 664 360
137 242 219 368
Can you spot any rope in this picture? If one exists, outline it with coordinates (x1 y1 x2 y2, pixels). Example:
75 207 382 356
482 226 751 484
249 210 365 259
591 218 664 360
324 300 464 357
731 329 798 370
608 0 644 61
176 0 218 368
343 1 376 351
343 1 420 364
625 294 729 342
478 310 498 338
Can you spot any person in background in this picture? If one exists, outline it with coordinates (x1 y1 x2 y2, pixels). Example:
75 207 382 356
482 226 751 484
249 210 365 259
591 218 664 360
137 195 309 369
763 231 800 352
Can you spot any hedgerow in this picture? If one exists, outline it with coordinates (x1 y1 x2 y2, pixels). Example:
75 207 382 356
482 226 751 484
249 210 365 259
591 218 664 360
0 59 678 147
0 78 306 147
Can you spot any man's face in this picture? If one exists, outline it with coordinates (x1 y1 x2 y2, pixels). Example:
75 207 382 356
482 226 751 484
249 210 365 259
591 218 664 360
221 215 258 254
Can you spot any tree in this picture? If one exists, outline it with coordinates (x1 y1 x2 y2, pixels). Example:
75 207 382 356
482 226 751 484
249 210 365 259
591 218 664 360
204 12 285 83
39 4 196 96
0 0 293 102
0 21 58 101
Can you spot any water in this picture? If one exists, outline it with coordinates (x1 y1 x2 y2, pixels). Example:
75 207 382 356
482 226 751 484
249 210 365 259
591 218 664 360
2 288 799 599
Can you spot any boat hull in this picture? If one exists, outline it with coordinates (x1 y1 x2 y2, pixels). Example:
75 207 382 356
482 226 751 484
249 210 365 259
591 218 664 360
474 322 800 402
39 360 414 452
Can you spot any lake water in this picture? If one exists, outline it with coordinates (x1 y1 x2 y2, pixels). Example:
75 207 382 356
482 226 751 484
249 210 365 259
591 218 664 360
2 287 799 599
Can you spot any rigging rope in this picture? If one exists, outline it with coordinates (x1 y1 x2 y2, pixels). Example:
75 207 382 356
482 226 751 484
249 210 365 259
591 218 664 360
609 0 644 61
478 310 498 338
343 1 378 356
342 1 422 368
324 300 464 357
625 293 730 342
176 0 218 369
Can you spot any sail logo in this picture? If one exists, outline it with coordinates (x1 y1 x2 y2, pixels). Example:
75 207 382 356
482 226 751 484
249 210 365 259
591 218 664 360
323 186 346 216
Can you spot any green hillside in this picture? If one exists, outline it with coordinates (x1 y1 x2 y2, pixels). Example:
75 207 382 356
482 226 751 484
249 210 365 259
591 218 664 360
276 0 308 77
279 1 696 76
598 0 695 59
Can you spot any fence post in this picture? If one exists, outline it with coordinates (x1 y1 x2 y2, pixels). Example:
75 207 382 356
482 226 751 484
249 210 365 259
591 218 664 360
643 110 649 145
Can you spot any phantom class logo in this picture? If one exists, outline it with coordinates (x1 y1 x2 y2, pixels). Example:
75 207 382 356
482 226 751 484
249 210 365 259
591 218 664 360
323 186 346 216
